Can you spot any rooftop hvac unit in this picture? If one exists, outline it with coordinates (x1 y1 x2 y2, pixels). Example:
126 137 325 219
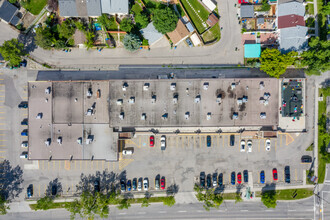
264 93 270 100
173 95 178 104
185 112 190 120
119 112 124 120
143 83 149 91
122 82 128 91
203 82 209 90
116 99 123 105
232 112 238 120
242 96 248 103
237 98 243 105
45 139 51 146
86 109 93 116
129 97 135 104
162 113 168 120
170 83 176 91
87 88 92 97
260 112 266 119
57 137 62 145
216 94 222 103
36 113 43 119
231 83 236 90
45 87 51 94
77 137 82 145
259 81 264 90
207 112 211 120
264 100 269 106
141 113 146 120
195 95 201 103
151 95 156 103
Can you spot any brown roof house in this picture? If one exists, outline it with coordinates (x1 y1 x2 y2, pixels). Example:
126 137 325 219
206 13 219 27
278 14 305 29
167 20 190 46
74 29 87 48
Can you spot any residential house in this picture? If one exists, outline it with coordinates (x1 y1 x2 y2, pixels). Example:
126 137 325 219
202 0 217 12
240 5 254 18
206 13 219 27
167 19 190 46
58 0 128 17
0 0 20 26
140 22 164 46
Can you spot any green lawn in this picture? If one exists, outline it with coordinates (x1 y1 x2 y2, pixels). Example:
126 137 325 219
21 0 47 15
275 188 314 200
181 0 210 34
202 24 220 44
306 170 315 185
306 143 314 151
222 193 237 200
306 4 314 15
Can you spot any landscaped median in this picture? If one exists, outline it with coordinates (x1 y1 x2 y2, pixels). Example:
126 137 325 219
255 188 314 200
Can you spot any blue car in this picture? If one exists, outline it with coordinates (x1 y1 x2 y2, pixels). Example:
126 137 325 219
27 184 33 198
231 172 236 185
206 136 211 147
260 171 265 184
127 180 131 191
21 130 28 136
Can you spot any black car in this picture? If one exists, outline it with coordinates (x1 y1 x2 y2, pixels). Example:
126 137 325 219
206 174 212 188
285 166 290 183
301 155 312 163
200 172 205 188
120 179 126 192
94 180 100 192
132 178 137 191
21 120 28 125
218 173 223 187
51 185 57 196
231 172 235 185
230 135 235 146
18 102 28 109
206 136 211 147
27 184 33 198
243 170 248 183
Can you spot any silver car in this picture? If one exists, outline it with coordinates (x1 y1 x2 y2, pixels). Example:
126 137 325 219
266 139 271 151
161 135 166 150
143 178 149 191
240 140 246 152
138 178 142 191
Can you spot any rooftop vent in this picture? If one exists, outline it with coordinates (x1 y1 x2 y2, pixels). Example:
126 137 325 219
86 108 94 116
141 113 146 120
77 137 82 145
86 135 94 144
173 94 178 104
237 98 243 105
259 81 264 90
57 137 62 145
162 113 168 120
87 88 92 97
242 96 248 103
119 112 124 120
260 112 266 119
45 87 51 94
170 83 176 91
45 138 51 146
232 112 238 120
231 83 236 90
129 97 135 104
143 83 150 91
36 113 43 119
195 95 201 103
122 82 128 91
151 95 156 103
207 112 211 120
216 94 222 103
203 82 209 90
116 99 123 105
185 112 190 120
263 93 270 100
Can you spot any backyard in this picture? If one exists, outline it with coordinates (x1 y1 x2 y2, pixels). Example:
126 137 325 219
201 23 220 44
180 0 210 34
21 0 47 15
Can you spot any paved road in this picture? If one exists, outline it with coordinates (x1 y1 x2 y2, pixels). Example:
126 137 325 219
28 0 243 69
0 21 19 45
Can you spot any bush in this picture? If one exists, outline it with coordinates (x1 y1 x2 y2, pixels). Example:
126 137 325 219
153 7 178 34
123 33 141 51
120 18 134 32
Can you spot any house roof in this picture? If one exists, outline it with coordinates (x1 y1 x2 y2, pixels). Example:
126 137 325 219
279 26 308 53
167 19 189 45
74 29 87 45
278 14 305 29
59 0 80 17
185 22 195 32
0 1 18 24
278 1 305 17
257 17 264 25
202 0 216 11
206 13 219 27
59 0 108 17
244 44 261 58
86 0 102 16
140 22 164 46
101 0 129 14
240 5 254 18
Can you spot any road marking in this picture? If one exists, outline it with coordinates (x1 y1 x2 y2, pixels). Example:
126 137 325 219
265 210 273 212
288 210 296 211
222 136 224 148
42 160 44 170
275 140 277 152
65 161 70 170
108 162 110 170
176 136 178 148
227 135 230 147
199 136 201 148
85 161 87 169
285 133 294 145
74 161 76 170
139 136 141 148
48 161 50 170
187 136 189 148
53 161 55 171
193 136 196 149
91 161 93 170
118 213 126 215
240 210 248 212
102 161 104 170
80 160 82 170
38 185 40 197
112 162 115 170
138 212 146 214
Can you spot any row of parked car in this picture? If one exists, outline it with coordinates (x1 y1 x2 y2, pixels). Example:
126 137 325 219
120 176 166 192
199 167 291 187
19 102 29 159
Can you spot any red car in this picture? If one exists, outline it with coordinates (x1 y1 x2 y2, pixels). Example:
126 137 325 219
273 168 278 181
237 172 242 184
150 136 154 147
160 176 165 190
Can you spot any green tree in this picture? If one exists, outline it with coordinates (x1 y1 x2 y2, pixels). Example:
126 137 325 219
0 195 9 215
0 38 26 67
261 190 277 208
141 197 150 208
235 193 243 204
97 14 114 30
8 0 16 3
120 18 134 32
322 2 330 15
35 196 54 210
153 7 178 34
123 33 141 51
135 13 149 29
65 191 110 220
162 196 175 207
35 27 56 50
117 199 131 210
260 49 297 78
301 37 330 75
84 31 95 50
57 19 76 39
193 184 223 211
260 1 271 11
74 21 85 31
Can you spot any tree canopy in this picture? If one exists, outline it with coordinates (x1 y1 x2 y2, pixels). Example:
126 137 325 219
261 190 277 208
0 39 26 67
162 196 176 207
194 185 223 211
135 13 150 29
300 37 330 75
97 14 114 30
153 7 178 34
123 34 141 52
35 196 54 211
0 195 9 215
117 199 131 210
260 49 297 78
120 18 134 32
57 19 76 39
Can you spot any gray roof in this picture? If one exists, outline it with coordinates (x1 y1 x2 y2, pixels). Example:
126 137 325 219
101 0 129 14
0 1 18 24
59 0 79 17
280 26 308 53
257 17 264 25
86 0 101 16
185 22 194 32
278 1 305 17
140 22 163 46
240 5 254 18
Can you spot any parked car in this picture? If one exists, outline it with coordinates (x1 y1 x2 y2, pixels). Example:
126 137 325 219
18 102 28 109
231 172 236 185
218 173 223 187
240 140 246 152
94 180 100 192
200 172 205 188
120 179 126 192
143 178 149 191
161 135 166 150
301 155 312 163
285 166 290 183
265 139 271 151
155 177 160 190
21 120 28 125
20 151 28 159
273 168 278 181
186 38 193 47
27 184 33 198
230 135 235 146
260 171 265 184
20 60 27 67
243 170 248 183
132 178 137 191
206 136 211 147
21 141 28 148
161 176 165 190
207 174 212 188
138 178 142 191
247 140 252 152
127 180 132 191
150 135 154 147
52 185 57 196
21 130 28 136
212 173 217 187
237 172 242 184
123 150 133 155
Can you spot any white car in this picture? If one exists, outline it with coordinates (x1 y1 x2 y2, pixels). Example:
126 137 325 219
21 142 28 148
266 139 271 151
123 150 133 155
138 179 142 191
160 135 166 150
143 178 149 191
20 152 28 159
240 140 246 152
247 140 252 153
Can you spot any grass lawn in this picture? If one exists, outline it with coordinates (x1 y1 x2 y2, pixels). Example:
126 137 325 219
275 188 314 200
108 17 119 30
21 0 47 15
306 170 315 184
30 202 70 210
222 193 237 200
306 143 314 151
111 33 126 43
306 4 314 15
181 0 210 34
317 87 330 183
202 24 221 44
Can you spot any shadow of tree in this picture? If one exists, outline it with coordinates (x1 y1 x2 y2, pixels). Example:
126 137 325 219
144 191 153 199
261 183 277 193
0 160 24 201
123 192 134 199
45 178 63 197
17 32 37 54
166 183 179 196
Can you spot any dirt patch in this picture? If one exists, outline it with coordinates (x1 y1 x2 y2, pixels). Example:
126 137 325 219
227 86 235 98
239 103 246 111
21 11 36 29
215 89 225 99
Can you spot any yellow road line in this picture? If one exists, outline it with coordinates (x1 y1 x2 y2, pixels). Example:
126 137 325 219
102 161 104 170
285 133 294 145
112 162 115 170
139 136 141 148
176 136 178 148
85 161 87 169
108 162 110 170
217 136 220 147
193 136 196 149
91 161 93 170
48 161 50 170
222 136 224 148
0 151 6 153
38 161 40 169
74 161 76 170
181 137 184 149
42 160 44 170
59 161 61 170
187 136 189 148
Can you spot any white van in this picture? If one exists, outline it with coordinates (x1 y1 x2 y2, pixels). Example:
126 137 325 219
123 150 133 155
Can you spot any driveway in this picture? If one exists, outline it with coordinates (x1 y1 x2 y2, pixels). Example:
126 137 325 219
29 0 243 68
0 21 19 45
